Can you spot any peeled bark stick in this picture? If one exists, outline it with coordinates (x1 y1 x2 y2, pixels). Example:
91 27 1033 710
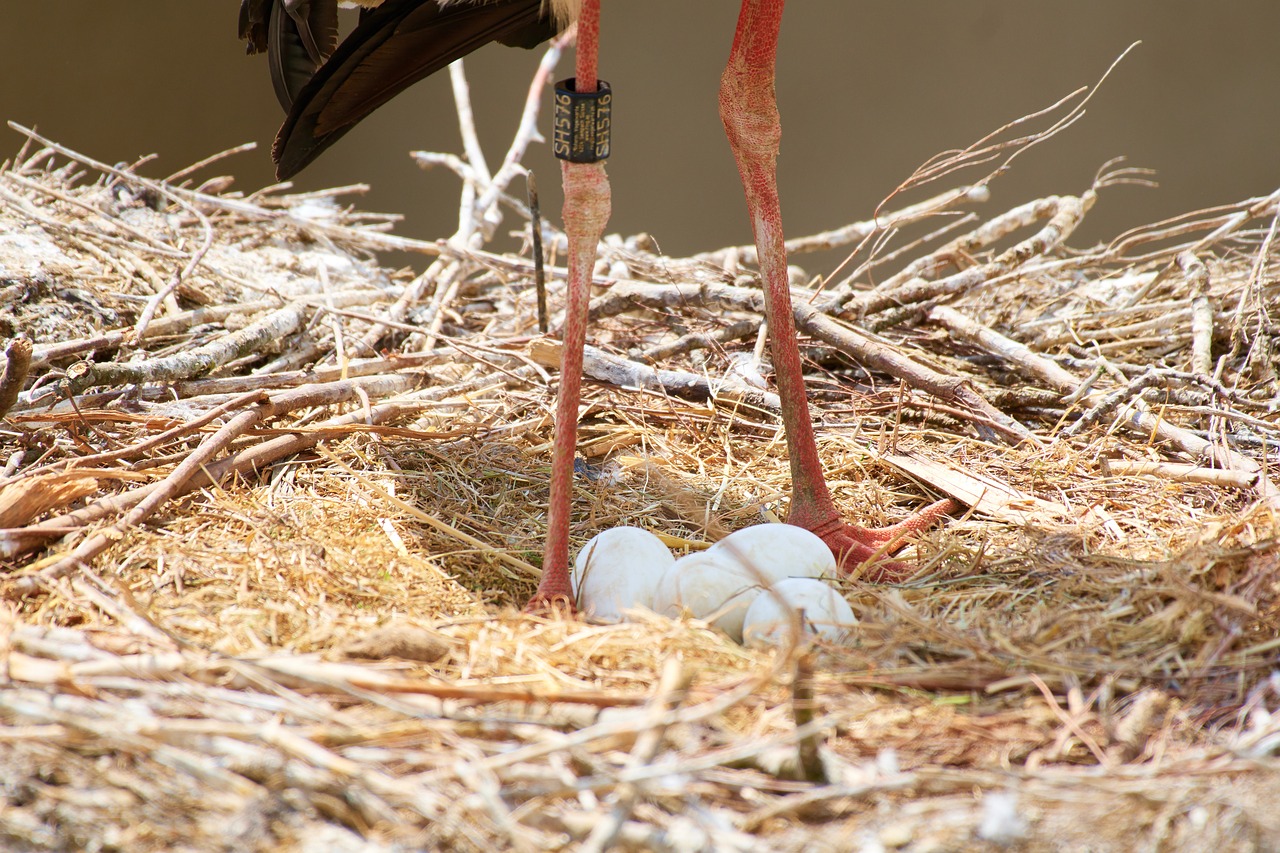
529 338 780 411
1101 460 1258 488
584 276 1025 443
929 305 1079 391
839 194 1090 319
1179 251 1215 376
67 305 307 393
927 304 1280 506
795 304 1033 445
9 122 448 259
695 183 990 266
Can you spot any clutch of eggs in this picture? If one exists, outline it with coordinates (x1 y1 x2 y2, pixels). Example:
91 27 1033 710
571 523 857 645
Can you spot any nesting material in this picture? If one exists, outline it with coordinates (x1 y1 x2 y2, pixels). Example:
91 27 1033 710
2 56 1280 852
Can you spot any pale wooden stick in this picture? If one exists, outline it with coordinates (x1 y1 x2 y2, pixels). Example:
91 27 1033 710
1179 251 1215 376
528 339 781 412
1101 460 1257 488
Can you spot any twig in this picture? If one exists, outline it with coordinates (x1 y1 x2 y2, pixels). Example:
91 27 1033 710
161 142 258 185
5 389 272 483
8 122 447 258
529 338 781 412
1179 251 1215 376
790 650 827 783
580 658 690 853
30 406 266 585
928 306 1280 504
529 171 548 333
695 183 990 268
2 376 427 574
0 339 32 418
839 193 1091 319
795 305 1032 445
66 305 307 393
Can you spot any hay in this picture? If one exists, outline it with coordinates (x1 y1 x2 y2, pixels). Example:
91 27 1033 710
1 45 1279 851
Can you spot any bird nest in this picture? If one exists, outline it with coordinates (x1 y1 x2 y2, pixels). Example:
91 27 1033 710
1 62 1279 853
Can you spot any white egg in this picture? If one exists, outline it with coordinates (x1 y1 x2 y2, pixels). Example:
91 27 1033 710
651 550 765 642
708 524 837 586
742 577 858 649
571 527 674 620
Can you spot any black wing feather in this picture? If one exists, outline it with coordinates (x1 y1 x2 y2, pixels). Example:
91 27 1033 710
272 0 558 179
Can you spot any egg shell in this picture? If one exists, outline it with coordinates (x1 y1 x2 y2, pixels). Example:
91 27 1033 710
651 550 765 642
708 524 837 587
572 527 675 621
742 577 858 649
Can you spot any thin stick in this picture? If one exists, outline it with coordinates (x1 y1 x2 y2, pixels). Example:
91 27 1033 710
529 170 548 333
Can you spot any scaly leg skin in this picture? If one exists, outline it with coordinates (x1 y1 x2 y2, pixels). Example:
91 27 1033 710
529 0 609 611
720 0 954 582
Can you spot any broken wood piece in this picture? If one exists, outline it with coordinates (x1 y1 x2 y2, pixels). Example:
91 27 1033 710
528 337 780 411
885 451 1105 527
1101 459 1257 488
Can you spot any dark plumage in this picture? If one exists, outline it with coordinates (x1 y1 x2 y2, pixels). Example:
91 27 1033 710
241 0 559 178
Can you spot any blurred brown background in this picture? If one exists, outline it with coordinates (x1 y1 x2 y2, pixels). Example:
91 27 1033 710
3 1 1278 267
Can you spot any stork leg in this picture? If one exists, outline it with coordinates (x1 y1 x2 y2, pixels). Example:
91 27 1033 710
720 0 953 580
531 0 610 607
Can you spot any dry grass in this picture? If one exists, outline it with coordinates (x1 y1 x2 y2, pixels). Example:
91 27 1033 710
0 60 1279 853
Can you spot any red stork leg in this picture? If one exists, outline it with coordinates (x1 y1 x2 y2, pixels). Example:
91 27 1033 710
720 0 953 580
532 0 610 607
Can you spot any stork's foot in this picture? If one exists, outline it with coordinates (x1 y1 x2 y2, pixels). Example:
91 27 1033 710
524 593 576 615
524 573 577 615
797 498 958 582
